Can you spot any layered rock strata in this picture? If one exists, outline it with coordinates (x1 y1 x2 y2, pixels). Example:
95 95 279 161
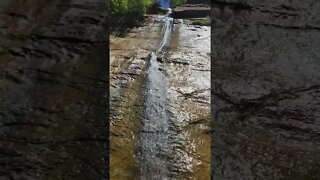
212 0 320 179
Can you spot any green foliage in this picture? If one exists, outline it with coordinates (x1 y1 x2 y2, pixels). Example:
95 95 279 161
111 0 154 15
110 0 189 34
170 0 187 6
191 18 211 26
111 0 128 13
110 0 189 15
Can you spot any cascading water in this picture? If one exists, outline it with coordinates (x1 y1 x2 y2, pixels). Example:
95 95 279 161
110 0 211 179
138 8 174 180
157 9 173 53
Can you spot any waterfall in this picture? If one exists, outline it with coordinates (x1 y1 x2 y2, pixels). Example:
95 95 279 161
138 9 174 180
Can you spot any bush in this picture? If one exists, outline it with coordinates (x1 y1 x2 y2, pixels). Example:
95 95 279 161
111 0 188 15
111 0 154 15
110 0 188 35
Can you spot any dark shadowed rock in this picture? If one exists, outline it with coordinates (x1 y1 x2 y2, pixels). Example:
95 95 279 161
172 4 210 19
212 0 320 179
147 3 170 14
0 0 108 179
186 0 210 4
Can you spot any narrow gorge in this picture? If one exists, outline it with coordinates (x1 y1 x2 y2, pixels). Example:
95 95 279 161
110 0 211 179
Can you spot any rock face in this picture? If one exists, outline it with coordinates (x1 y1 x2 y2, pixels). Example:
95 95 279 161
147 3 169 14
0 0 108 179
187 0 210 4
110 14 211 179
172 4 210 19
212 0 320 180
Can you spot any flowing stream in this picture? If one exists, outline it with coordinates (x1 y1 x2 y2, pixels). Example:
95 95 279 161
110 1 211 179
138 9 174 180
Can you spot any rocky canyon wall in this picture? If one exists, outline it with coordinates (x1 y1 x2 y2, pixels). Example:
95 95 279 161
0 0 108 179
212 0 320 179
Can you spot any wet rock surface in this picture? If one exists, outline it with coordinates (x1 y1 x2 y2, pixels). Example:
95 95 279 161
109 17 161 179
164 22 211 180
110 11 211 179
0 0 108 179
212 0 320 179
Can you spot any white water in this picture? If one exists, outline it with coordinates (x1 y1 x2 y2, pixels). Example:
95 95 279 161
157 10 173 54
138 11 174 180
